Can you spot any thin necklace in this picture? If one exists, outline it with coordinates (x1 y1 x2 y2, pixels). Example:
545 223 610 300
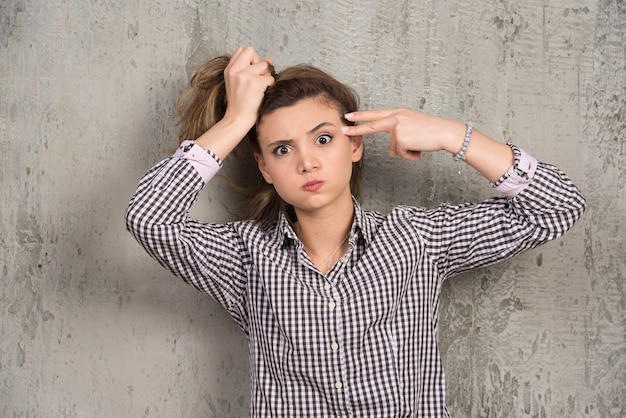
297 224 351 272
321 232 350 271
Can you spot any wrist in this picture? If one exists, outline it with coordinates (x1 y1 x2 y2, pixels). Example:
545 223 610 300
219 111 256 136
451 122 473 161
194 117 252 160
440 120 469 154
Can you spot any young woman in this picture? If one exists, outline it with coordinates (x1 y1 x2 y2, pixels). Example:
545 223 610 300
126 46 586 417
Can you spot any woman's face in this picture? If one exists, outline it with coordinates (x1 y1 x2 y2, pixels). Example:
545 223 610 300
255 97 363 215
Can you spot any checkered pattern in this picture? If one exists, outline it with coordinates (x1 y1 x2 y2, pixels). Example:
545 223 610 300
126 148 585 417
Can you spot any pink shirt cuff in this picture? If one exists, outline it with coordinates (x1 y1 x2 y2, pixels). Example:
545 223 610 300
491 146 538 198
173 140 223 184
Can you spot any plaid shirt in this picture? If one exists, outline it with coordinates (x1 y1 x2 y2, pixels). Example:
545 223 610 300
126 142 585 417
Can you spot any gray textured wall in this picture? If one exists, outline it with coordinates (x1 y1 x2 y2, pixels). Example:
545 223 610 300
1 1 624 417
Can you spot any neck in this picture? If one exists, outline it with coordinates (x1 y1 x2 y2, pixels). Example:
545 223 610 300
294 199 354 274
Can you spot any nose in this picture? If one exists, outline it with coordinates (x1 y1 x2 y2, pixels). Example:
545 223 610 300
297 147 319 173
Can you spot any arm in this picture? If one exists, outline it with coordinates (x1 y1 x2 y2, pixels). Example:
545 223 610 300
342 109 586 277
125 47 274 325
125 148 251 324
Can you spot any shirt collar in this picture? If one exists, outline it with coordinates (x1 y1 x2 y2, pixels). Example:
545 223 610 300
352 198 376 244
271 198 377 249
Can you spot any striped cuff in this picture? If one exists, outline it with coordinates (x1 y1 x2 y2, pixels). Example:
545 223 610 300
491 144 538 198
174 140 223 184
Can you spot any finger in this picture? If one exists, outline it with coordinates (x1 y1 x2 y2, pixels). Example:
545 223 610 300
228 46 244 64
228 46 261 71
400 150 422 161
225 47 244 72
230 46 243 58
249 52 262 65
345 108 395 122
389 133 398 152
265 58 275 75
341 118 396 136
262 74 275 89
241 45 261 64
389 135 420 161
249 59 273 76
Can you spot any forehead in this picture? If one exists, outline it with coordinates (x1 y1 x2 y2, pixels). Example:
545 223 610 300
257 98 342 140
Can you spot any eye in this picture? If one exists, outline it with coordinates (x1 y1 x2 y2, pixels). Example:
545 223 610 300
315 134 333 145
272 145 291 156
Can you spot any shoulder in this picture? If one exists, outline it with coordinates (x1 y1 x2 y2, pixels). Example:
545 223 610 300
385 202 483 237
359 204 429 239
231 219 285 250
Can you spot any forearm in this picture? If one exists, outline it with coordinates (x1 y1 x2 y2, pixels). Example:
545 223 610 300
193 116 251 161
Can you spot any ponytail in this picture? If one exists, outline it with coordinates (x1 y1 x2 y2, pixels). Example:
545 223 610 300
176 55 230 142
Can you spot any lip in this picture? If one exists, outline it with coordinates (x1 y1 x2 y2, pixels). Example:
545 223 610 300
301 180 324 192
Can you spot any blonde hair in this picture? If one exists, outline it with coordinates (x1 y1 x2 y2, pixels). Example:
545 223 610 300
176 55 362 226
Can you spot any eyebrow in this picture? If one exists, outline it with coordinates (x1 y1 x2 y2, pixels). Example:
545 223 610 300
308 121 335 133
266 121 336 150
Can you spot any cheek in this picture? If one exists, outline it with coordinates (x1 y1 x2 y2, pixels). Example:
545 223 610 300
263 157 287 175
262 158 293 186
334 146 357 169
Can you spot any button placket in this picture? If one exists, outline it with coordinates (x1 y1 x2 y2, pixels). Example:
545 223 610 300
326 287 343 400
325 269 352 415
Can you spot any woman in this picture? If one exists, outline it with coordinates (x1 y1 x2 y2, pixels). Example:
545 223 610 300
126 46 586 417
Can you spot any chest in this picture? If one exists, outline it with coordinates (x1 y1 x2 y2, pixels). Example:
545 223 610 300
246 222 440 342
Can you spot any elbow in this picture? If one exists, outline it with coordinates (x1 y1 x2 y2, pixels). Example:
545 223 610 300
564 175 588 231
547 190 587 239
125 197 143 237
569 188 587 229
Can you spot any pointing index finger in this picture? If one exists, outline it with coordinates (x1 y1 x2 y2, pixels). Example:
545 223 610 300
344 108 394 122
342 109 396 136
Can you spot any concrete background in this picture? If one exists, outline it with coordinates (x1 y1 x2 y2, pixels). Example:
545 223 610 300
1 1 624 417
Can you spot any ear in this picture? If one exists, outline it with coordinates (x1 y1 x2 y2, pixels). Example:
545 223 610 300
351 135 364 163
254 152 274 184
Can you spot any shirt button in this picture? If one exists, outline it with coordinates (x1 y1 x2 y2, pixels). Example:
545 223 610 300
328 301 336 310
335 381 343 389
331 342 339 350
324 283 331 291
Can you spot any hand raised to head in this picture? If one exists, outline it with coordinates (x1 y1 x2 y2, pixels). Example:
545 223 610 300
223 46 275 129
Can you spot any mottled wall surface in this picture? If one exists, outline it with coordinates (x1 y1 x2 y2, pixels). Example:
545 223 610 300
1 1 623 417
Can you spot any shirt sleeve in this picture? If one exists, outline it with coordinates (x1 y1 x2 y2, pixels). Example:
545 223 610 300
125 142 249 328
490 144 538 197
174 140 223 183
411 145 587 280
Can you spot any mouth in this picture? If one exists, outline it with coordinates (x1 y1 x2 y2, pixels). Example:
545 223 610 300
301 180 324 192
